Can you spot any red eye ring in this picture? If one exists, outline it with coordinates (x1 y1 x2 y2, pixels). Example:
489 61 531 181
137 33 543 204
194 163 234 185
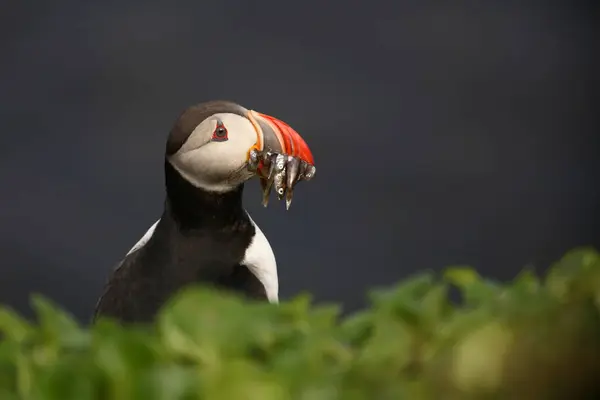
212 121 228 142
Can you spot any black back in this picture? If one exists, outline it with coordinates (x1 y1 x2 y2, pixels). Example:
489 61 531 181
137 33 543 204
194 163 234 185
93 161 268 323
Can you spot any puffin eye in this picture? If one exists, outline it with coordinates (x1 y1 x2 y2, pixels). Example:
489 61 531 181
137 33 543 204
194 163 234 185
211 121 228 142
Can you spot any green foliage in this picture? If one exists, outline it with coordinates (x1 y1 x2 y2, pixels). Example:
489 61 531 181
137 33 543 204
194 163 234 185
1 248 600 399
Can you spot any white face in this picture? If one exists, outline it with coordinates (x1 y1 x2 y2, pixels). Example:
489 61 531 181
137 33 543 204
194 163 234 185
167 112 259 192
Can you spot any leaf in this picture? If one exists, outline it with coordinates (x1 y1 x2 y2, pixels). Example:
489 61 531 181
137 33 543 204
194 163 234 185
512 268 540 292
200 359 289 400
338 310 374 346
370 273 436 305
546 247 600 303
92 322 159 370
134 365 200 400
444 267 480 288
0 307 33 343
32 357 98 400
0 248 598 399
306 304 341 332
158 286 278 364
445 267 500 308
30 295 88 349
451 321 513 394
368 273 438 327
419 283 451 330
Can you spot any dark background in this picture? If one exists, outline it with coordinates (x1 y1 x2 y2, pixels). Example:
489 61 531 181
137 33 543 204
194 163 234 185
1 1 598 322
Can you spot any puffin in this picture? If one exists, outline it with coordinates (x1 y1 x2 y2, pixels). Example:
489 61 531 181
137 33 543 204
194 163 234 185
93 100 315 323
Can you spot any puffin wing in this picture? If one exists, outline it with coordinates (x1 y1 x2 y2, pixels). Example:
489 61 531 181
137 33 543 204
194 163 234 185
93 215 280 322
92 220 159 322
92 251 142 322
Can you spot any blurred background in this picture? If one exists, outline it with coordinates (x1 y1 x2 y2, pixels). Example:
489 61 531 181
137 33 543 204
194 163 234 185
1 1 598 322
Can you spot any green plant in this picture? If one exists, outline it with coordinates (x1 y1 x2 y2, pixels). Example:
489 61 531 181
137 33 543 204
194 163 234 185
1 248 599 399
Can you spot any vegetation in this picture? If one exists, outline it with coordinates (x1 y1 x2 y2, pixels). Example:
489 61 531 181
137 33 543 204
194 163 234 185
1 248 599 399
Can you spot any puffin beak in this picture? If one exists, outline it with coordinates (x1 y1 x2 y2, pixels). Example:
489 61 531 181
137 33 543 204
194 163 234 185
247 110 316 209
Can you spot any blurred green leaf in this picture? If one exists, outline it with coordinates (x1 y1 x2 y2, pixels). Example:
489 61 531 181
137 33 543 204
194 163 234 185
444 267 480 288
0 249 598 399
32 356 98 400
419 283 451 330
338 310 374 346
30 295 80 336
445 267 500 308
512 268 540 293
134 365 200 400
451 321 513 394
0 307 33 343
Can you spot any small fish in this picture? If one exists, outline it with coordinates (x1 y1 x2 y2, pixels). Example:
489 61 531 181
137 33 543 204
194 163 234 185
260 177 271 207
274 170 286 201
286 157 300 189
304 164 316 181
257 150 273 178
274 153 286 171
267 157 278 180
285 189 294 210
250 150 315 208
248 149 260 172
297 161 307 181
262 150 273 164
284 158 300 210
261 160 278 207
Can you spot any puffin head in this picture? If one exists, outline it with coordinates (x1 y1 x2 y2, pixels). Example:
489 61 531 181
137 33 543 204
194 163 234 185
165 101 314 201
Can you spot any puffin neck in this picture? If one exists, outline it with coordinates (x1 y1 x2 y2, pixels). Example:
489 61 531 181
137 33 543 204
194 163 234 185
164 160 247 230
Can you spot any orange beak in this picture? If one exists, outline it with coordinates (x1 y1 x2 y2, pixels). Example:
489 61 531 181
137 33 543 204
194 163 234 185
247 110 314 167
246 110 315 209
